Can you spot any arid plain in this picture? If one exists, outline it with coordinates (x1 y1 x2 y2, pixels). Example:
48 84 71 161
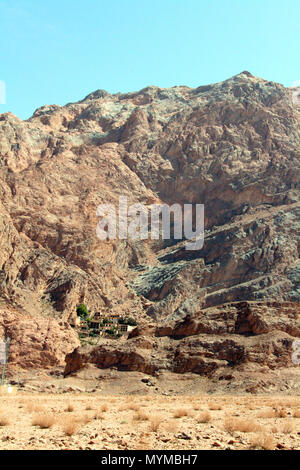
0 392 299 450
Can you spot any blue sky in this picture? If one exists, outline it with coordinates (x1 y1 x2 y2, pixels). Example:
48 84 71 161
1 0 299 119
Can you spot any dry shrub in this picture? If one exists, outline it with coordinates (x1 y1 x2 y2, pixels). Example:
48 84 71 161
94 410 104 420
281 420 295 434
101 404 108 413
132 410 149 422
274 408 287 418
65 403 74 413
149 415 163 432
249 433 276 450
139 402 147 408
257 409 276 419
193 405 202 411
118 404 127 412
271 425 279 433
32 413 55 429
61 418 79 436
79 414 93 425
208 403 222 411
0 415 10 426
197 411 211 423
26 402 44 413
128 404 139 412
293 409 300 418
173 408 192 419
85 405 94 411
224 418 261 433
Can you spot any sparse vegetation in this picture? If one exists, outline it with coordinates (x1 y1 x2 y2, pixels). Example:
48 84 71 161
208 403 222 410
0 415 10 426
281 420 295 434
274 408 287 418
149 415 163 432
0 394 299 450
127 404 139 412
257 409 276 419
118 317 137 327
132 410 149 422
197 411 211 423
61 419 79 436
32 413 55 429
293 409 300 418
65 403 74 412
224 417 261 433
25 402 44 413
79 414 92 425
94 410 103 420
249 433 276 450
173 408 191 418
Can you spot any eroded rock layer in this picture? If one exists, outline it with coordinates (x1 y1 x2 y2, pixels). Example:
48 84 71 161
64 301 300 392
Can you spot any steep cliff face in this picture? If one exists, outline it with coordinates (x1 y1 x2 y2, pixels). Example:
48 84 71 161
0 72 299 368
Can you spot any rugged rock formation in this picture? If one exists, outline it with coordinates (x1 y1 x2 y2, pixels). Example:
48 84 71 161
0 301 79 368
64 301 300 391
0 71 299 369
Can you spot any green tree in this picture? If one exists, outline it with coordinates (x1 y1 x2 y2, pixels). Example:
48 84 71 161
76 304 89 320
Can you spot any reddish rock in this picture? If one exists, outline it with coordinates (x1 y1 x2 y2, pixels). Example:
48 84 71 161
0 72 299 373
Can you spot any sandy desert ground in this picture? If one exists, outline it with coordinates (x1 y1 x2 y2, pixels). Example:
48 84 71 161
0 392 299 450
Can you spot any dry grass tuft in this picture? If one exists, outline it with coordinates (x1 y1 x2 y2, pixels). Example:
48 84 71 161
193 405 202 411
26 402 44 413
78 414 93 425
208 403 223 411
127 404 139 412
173 408 192 419
132 410 150 422
94 410 104 420
101 404 108 413
197 411 211 423
271 425 279 433
32 413 55 429
224 417 261 433
257 409 276 419
249 432 276 450
65 403 74 413
0 415 10 426
293 409 300 418
274 408 287 418
149 415 163 432
281 420 295 434
118 404 127 412
61 418 79 436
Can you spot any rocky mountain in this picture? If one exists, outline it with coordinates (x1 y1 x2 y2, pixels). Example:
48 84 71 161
0 71 299 375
